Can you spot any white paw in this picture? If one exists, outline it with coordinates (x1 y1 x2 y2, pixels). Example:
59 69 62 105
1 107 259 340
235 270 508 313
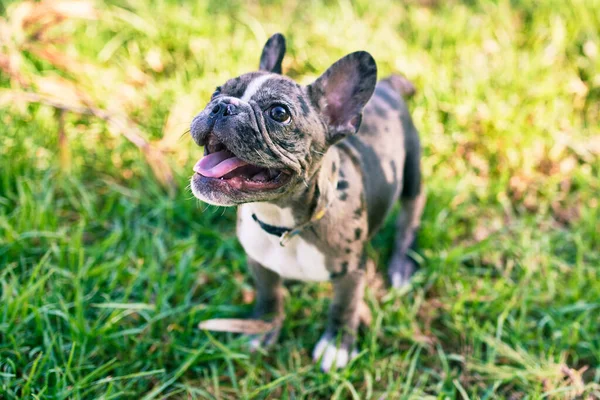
390 271 410 289
247 336 263 352
243 326 282 353
312 336 358 371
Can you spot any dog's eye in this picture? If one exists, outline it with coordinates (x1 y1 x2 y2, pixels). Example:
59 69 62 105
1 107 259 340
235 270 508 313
268 105 291 123
211 87 222 99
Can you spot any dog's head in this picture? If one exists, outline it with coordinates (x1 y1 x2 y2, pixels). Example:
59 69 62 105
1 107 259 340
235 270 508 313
190 33 377 206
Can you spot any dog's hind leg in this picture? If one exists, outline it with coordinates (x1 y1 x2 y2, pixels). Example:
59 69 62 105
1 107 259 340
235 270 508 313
388 136 426 289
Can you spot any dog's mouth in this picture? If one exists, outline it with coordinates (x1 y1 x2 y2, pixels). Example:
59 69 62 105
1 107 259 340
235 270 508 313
192 134 292 192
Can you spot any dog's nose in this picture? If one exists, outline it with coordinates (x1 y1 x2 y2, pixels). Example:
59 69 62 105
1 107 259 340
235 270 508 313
210 101 237 117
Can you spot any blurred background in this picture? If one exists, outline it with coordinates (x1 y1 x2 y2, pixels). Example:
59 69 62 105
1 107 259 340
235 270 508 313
0 0 599 398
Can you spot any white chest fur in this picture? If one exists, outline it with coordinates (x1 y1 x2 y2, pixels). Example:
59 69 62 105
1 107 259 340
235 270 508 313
237 203 330 281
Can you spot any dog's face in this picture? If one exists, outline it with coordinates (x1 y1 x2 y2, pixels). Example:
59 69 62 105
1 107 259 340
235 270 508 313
190 34 377 206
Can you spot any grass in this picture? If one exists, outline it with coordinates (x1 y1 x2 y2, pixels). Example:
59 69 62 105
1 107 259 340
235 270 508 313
1 0 599 398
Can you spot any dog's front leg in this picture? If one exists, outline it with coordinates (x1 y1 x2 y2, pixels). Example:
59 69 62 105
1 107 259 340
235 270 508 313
246 258 285 350
313 260 366 371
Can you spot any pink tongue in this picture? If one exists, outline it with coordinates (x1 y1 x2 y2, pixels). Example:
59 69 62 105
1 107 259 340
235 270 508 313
193 150 249 178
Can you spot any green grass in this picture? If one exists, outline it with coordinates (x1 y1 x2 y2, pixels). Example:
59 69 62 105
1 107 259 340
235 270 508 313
1 0 599 398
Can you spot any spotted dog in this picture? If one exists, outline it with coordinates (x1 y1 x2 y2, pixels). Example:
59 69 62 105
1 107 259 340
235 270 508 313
190 33 425 371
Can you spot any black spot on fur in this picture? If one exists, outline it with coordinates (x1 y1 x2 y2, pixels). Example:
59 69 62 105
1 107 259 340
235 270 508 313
373 103 387 118
375 86 401 109
309 183 321 216
330 261 349 279
355 228 362 240
298 95 310 116
358 253 367 270
345 248 351 254
332 162 337 173
292 127 305 139
354 206 363 218
339 192 348 201
337 180 349 190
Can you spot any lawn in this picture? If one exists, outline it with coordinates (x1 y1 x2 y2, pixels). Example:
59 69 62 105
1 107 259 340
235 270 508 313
1 0 599 398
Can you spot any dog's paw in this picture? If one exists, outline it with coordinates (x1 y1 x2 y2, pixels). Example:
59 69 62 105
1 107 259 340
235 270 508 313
243 327 281 352
312 334 358 372
388 255 417 289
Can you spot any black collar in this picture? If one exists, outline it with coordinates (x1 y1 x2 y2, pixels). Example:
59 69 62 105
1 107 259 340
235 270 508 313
251 213 291 237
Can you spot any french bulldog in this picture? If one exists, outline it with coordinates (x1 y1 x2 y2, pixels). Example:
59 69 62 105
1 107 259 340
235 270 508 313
190 33 425 371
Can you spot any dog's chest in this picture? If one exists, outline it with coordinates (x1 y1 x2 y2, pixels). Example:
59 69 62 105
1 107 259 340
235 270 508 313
237 204 330 281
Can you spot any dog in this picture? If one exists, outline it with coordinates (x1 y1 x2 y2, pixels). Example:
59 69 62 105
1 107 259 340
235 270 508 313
190 33 425 371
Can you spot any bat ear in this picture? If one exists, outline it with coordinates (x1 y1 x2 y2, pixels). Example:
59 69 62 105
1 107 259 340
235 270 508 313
259 33 286 74
307 51 377 144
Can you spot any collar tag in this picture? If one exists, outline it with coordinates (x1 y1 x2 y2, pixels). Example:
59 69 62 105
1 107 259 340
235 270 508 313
278 206 327 247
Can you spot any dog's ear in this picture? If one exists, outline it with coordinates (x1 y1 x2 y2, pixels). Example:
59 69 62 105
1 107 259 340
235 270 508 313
259 33 286 74
307 51 377 144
